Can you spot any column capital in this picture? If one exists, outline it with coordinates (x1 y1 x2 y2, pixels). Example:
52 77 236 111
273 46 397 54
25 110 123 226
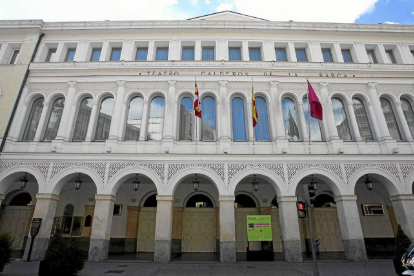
117 80 126 88
395 101 402 107
95 194 116 202
43 101 50 107
355 41 363 45
270 81 279 88
67 81 77 88
79 40 87 45
218 38 226 43
124 39 133 44
36 193 60 201
168 80 176 87
170 39 179 43
310 40 319 45
399 42 408 47
347 100 354 107
334 195 358 202
389 194 414 202
143 100 149 104
265 39 273 44
277 196 297 203
219 195 235 202
368 82 377 90
320 82 329 88
156 195 174 201
219 80 228 88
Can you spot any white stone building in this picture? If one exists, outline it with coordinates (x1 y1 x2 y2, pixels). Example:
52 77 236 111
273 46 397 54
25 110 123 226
0 11 414 263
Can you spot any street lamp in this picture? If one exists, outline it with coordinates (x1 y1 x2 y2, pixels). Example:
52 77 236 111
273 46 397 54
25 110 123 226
74 174 82 190
133 174 140 192
309 175 317 198
251 175 259 192
365 174 373 191
20 173 28 190
193 174 200 191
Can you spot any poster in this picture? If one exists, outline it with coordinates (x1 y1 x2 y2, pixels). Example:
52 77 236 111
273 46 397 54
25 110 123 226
246 215 272 242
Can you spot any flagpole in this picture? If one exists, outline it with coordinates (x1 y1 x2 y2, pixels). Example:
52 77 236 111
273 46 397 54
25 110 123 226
195 76 198 153
252 78 255 154
307 78 311 154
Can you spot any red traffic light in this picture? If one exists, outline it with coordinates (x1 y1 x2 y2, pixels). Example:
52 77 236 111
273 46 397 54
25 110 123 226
297 201 307 219
298 202 306 210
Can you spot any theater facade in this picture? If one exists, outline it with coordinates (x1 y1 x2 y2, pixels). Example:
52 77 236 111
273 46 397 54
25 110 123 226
0 11 414 263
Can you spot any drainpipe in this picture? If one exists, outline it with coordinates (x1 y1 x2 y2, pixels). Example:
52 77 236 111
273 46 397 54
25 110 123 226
0 32 44 153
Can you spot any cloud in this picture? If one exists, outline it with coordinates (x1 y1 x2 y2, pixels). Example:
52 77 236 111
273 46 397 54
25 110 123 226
384 21 399 24
232 0 379 23
205 0 211 4
411 11 414 15
191 0 199 4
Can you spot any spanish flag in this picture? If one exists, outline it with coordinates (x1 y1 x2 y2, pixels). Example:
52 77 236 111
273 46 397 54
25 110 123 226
252 86 258 127
194 82 202 118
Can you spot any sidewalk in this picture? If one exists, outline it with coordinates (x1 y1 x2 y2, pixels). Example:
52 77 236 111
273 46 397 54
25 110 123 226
2 259 395 276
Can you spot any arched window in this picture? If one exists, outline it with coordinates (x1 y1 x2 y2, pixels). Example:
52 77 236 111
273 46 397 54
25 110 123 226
303 97 323 141
94 97 114 141
9 193 32 206
43 97 65 141
331 97 352 141
179 97 193 141
313 194 335 208
270 197 278 208
401 98 414 138
147 96 165 141
380 98 402 140
235 194 256 208
352 98 373 141
22 97 44 141
143 194 157 207
282 97 300 141
125 96 144 141
232 97 247 141
254 97 270 141
186 194 213 208
72 97 93 141
84 215 92 227
201 96 216 141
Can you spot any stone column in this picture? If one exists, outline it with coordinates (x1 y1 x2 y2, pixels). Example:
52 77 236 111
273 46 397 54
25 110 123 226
319 82 339 140
297 102 309 142
55 81 77 141
163 81 176 141
147 41 155 61
367 101 381 140
73 40 87 62
395 101 414 141
117 102 127 141
375 44 388 64
286 42 297 62
277 196 303 262
154 195 173 263
85 100 99 142
108 80 126 140
335 195 368 262
346 101 362 141
120 40 133 61
390 194 414 241
263 40 275 61
139 100 149 141
219 80 230 140
332 43 344 62
195 40 202 61
88 194 115 262
169 39 180 60
309 41 323 62
368 82 392 140
9 83 30 141
23 193 59 261
242 41 249 61
33 101 50 142
219 196 236 263
217 39 227 60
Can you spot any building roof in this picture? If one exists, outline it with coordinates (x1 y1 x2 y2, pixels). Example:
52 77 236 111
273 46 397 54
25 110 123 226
187 10 268 21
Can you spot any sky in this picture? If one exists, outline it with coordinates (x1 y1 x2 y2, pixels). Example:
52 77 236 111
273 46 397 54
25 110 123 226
0 0 413 24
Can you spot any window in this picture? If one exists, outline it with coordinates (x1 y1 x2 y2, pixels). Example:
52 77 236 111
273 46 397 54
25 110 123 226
275 48 287 61
232 97 247 141
155 47 168 60
202 47 215 61
331 97 352 141
9 49 20 64
229 47 241 61
341 49 353 63
201 96 216 141
43 97 65 141
94 97 114 141
380 98 402 141
182 47 195 61
367 50 377 63
113 204 122 216
249 47 261 61
90 48 101 61
322 48 333 62
362 204 385 216
72 97 93 141
295 48 307 62
110 48 121 61
386 50 397 64
61 204 82 236
136 47 148 61
45 48 57 62
22 98 44 141
179 97 193 140
254 97 270 141
125 97 144 141
147 96 165 140
352 98 373 141
282 98 300 141
65 48 76 62
401 98 414 138
303 97 323 141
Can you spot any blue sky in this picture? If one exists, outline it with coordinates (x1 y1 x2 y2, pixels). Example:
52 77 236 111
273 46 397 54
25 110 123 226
0 0 413 24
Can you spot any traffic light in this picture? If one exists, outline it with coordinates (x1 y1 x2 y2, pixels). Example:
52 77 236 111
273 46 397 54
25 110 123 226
297 201 307 219
313 237 320 247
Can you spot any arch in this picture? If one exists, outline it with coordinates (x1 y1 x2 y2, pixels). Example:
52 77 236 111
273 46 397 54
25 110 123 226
229 168 286 197
45 92 66 103
380 96 402 140
352 97 374 141
231 96 248 141
166 167 225 195
398 93 414 104
348 167 404 196
201 96 217 141
378 92 399 103
21 96 45 141
328 92 351 102
404 170 414 194
125 96 144 141
183 191 216 208
200 91 218 101
289 167 346 197
47 166 103 195
139 190 158 207
350 92 371 105
107 166 163 196
254 91 271 103
331 96 352 141
313 194 335 208
73 92 95 106
147 90 167 102
281 96 300 141
234 192 259 208
24 92 46 105
228 91 248 102
279 91 300 102
0 166 43 194
124 90 145 103
3 189 33 206
95 91 116 103
176 90 194 102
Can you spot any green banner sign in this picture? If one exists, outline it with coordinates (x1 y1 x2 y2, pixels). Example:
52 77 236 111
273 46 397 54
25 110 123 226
247 215 272 242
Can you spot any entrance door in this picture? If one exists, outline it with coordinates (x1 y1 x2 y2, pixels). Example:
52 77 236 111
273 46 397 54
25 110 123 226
182 208 216 252
136 207 156 252
235 208 261 252
0 206 34 250
314 208 343 252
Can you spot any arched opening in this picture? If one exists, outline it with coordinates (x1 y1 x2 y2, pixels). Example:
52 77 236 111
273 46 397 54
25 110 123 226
185 194 213 208
235 194 256 208
9 193 32 206
143 194 157 207
313 194 335 208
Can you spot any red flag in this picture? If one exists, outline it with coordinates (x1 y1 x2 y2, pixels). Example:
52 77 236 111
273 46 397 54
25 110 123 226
252 87 258 127
307 80 323 120
194 82 202 118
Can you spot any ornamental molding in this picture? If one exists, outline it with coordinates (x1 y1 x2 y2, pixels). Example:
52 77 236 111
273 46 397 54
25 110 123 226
0 162 49 181
107 162 165 183
77 84 117 90
328 84 367 92
50 162 107 183
344 163 401 183
228 85 268 90
377 86 414 93
398 163 414 181
228 164 285 184
286 163 343 183
167 163 225 182
29 83 67 90
126 85 168 89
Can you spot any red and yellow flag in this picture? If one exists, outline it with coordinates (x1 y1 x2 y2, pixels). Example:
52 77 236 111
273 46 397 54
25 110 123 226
252 86 258 127
194 82 202 118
